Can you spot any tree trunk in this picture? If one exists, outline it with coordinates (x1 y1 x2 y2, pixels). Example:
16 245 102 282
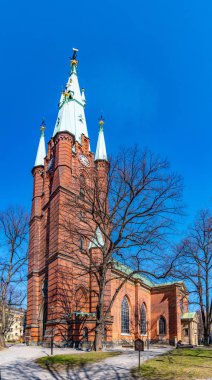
0 331 6 348
203 327 210 346
94 319 104 351
204 335 210 346
94 277 105 351
0 302 6 347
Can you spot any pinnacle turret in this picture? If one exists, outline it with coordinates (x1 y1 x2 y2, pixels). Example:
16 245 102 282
34 121 46 167
95 116 108 161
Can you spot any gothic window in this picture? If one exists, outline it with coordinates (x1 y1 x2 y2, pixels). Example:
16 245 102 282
159 316 166 335
79 211 86 221
80 188 85 199
79 237 84 251
75 287 88 312
184 328 189 337
42 278 48 299
140 303 147 335
80 174 85 185
180 299 184 314
104 327 107 342
121 296 130 334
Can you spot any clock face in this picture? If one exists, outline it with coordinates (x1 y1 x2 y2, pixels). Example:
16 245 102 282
79 154 90 167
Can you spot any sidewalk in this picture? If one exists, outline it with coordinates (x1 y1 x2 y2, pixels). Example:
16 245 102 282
0 344 171 379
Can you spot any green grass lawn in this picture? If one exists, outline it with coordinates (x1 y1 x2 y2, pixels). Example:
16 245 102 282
132 348 212 380
36 351 121 369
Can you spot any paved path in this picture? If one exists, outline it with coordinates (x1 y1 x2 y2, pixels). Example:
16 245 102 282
0 344 171 380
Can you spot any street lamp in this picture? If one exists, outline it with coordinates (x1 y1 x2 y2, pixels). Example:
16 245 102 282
146 320 150 350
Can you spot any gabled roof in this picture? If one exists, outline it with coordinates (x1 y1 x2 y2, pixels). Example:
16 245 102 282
112 261 184 290
181 312 196 320
112 261 154 287
152 281 184 288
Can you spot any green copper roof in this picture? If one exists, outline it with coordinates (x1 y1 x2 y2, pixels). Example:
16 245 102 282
113 261 183 289
113 261 154 287
181 312 196 320
152 281 183 288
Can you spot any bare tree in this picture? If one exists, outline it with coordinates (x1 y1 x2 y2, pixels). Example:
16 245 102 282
172 210 212 345
0 207 28 347
59 146 183 350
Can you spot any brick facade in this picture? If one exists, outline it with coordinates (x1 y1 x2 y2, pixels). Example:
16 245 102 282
26 56 192 347
25 126 188 345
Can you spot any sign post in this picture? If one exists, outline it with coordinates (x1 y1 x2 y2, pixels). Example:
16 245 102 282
135 339 144 368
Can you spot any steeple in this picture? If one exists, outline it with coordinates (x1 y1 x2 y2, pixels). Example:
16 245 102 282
34 120 46 167
53 48 89 144
95 116 108 161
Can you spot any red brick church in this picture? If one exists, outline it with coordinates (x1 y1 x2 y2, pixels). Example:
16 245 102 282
26 50 198 347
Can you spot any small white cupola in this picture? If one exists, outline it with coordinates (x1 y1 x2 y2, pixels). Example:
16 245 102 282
89 227 104 249
34 120 46 167
95 116 108 161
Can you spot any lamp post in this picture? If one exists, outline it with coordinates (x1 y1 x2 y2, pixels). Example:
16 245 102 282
146 320 150 350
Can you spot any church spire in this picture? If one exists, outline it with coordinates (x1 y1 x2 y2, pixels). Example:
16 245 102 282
34 120 46 167
53 48 89 144
95 116 108 161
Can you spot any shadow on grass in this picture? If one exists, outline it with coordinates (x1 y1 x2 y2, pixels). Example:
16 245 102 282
0 360 130 380
0 353 130 380
43 361 126 380
171 349 212 360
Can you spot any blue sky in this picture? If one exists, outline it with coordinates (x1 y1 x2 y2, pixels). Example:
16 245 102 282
0 0 212 233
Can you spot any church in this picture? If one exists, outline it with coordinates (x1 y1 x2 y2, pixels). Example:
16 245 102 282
26 50 198 347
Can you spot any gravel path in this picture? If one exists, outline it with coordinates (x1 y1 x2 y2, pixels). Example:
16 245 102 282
0 344 171 380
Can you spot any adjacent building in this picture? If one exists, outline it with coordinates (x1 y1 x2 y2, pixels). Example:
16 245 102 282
4 308 25 343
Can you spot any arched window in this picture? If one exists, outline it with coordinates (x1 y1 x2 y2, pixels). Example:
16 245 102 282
159 316 166 335
79 211 86 221
140 303 147 334
121 296 130 334
80 187 85 199
79 237 84 251
41 278 48 299
180 299 184 314
104 327 107 342
80 174 85 185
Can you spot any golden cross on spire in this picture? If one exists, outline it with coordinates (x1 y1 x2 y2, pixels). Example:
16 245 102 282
70 48 79 67
40 118 46 132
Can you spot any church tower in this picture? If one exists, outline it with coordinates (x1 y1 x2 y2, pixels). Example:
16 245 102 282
26 49 110 345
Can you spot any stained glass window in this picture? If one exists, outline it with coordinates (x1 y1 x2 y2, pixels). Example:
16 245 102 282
159 316 166 335
121 296 130 334
140 303 147 334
